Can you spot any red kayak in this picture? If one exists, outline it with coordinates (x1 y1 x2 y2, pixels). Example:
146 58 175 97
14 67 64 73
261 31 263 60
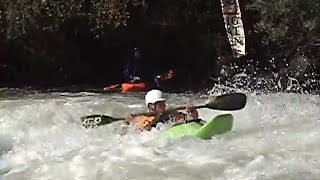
103 82 147 93
121 82 147 93
103 69 173 93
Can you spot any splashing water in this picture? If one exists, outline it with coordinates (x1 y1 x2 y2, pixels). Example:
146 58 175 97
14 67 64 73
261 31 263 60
0 89 320 180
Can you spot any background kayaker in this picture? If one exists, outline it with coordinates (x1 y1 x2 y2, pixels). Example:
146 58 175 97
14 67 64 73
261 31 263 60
125 89 199 131
123 47 156 84
103 48 173 92
123 47 174 88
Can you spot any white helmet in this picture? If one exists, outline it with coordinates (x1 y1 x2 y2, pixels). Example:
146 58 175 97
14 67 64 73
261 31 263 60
145 89 166 106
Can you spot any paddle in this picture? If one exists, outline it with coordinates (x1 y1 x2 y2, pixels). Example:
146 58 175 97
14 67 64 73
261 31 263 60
103 84 121 92
81 92 247 128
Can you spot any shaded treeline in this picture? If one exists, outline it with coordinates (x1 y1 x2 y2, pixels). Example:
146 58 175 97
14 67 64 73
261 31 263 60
0 0 319 92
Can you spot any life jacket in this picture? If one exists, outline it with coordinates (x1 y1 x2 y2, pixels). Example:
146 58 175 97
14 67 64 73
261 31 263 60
133 112 188 131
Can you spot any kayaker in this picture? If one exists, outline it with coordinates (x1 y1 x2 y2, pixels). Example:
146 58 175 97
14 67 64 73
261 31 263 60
125 89 199 131
123 48 161 87
124 48 148 82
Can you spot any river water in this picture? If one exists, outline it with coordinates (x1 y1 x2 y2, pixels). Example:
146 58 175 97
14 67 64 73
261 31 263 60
1 88 320 180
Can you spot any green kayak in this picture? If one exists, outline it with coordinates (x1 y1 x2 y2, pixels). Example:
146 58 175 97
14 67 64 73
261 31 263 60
164 114 233 139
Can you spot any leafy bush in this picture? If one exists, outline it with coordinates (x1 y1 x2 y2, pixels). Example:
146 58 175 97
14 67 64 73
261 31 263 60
0 0 224 39
0 0 146 39
246 0 320 45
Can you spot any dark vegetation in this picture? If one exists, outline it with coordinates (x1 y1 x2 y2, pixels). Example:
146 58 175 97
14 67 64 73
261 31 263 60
0 0 319 93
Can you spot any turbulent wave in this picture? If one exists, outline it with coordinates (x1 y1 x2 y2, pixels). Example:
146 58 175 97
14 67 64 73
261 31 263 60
0 89 319 179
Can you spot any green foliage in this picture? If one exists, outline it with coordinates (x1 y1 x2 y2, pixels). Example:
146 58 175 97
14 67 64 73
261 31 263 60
0 0 146 39
1 0 318 47
246 0 320 45
0 0 223 39
144 0 220 26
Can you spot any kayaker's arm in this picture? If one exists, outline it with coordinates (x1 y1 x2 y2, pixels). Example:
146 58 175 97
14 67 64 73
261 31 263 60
186 103 199 120
124 114 136 125
123 59 139 82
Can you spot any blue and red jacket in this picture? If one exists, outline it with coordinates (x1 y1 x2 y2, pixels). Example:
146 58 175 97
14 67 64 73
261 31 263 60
123 57 160 87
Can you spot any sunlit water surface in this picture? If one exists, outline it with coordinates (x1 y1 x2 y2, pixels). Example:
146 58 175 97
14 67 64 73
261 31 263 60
1 89 320 180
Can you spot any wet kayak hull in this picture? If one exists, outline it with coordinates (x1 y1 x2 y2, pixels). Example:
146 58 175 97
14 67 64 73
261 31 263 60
121 82 147 93
103 82 147 93
164 114 233 139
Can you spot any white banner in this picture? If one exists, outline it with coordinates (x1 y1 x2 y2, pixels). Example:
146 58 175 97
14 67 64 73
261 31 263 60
220 0 246 58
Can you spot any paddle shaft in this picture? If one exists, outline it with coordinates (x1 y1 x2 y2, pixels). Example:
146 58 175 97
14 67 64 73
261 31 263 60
132 104 206 117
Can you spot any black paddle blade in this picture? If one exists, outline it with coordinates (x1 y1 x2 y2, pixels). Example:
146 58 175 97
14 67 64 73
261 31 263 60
206 93 247 110
81 115 124 128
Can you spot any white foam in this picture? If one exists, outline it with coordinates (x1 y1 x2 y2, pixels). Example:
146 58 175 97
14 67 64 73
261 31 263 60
0 92 319 179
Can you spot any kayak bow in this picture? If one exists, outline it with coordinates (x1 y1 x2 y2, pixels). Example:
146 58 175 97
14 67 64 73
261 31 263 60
164 114 233 139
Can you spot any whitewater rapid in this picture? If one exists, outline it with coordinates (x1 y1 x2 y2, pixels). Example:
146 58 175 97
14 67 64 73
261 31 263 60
1 89 320 180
